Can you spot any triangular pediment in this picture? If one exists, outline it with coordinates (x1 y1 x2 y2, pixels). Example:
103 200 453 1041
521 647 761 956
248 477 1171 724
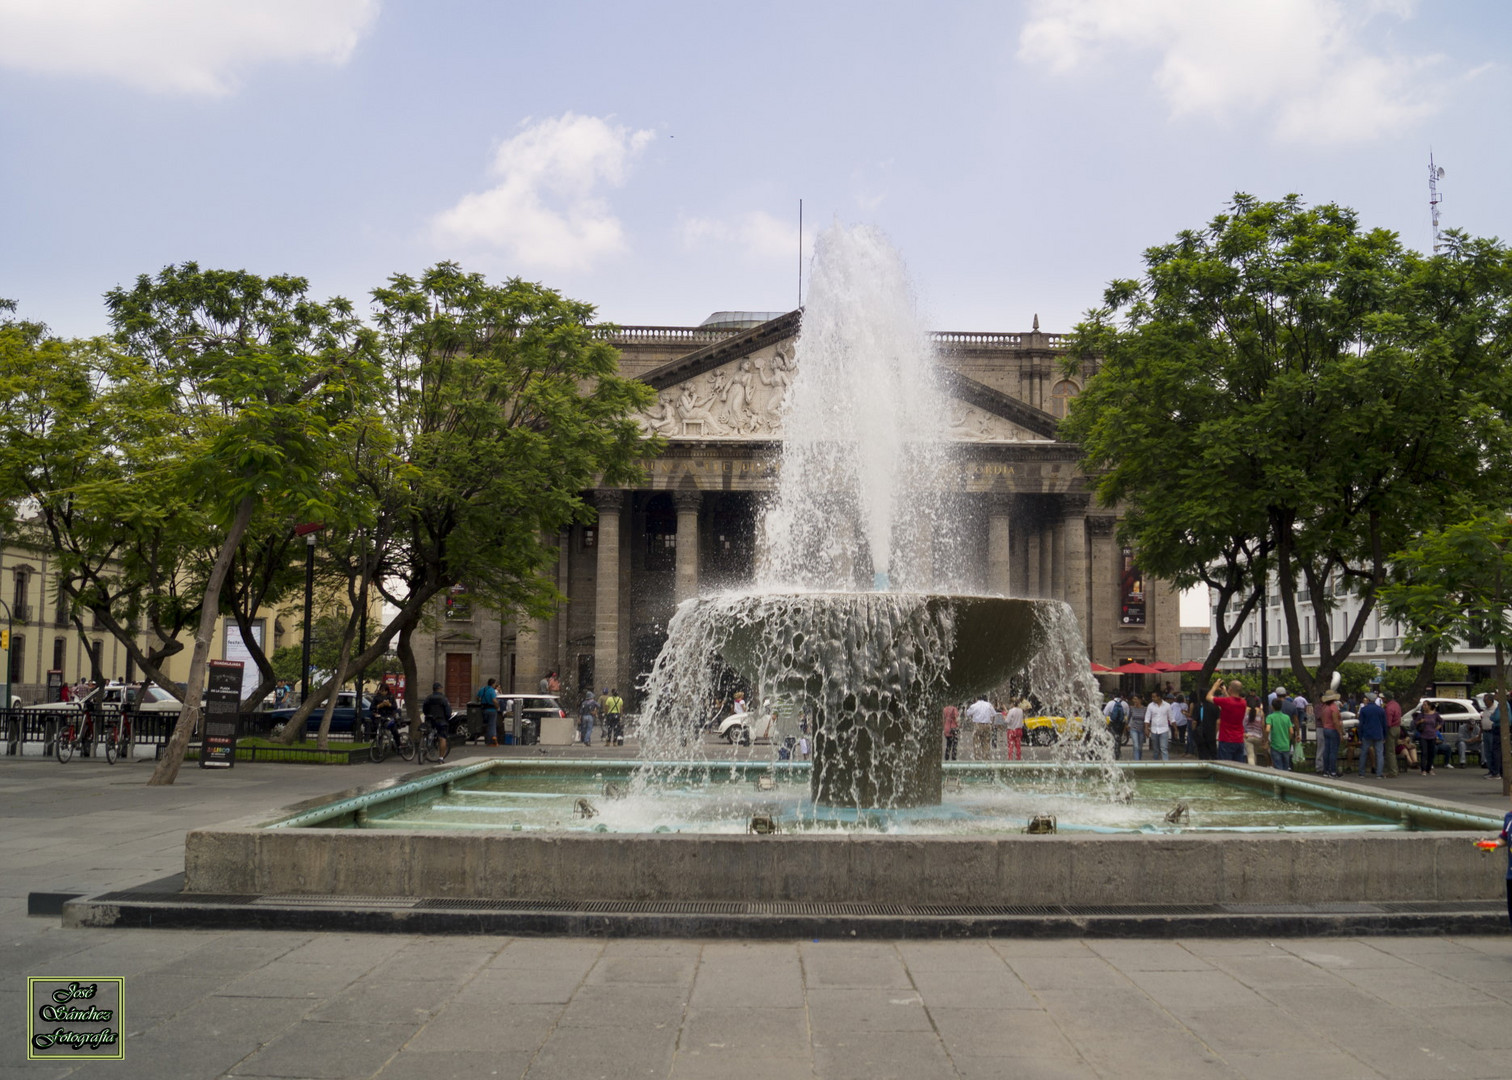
633 312 1060 443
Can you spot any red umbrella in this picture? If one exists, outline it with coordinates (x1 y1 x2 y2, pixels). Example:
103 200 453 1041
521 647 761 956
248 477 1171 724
1147 661 1176 672
1166 661 1206 672
1090 662 1116 673
1114 662 1163 675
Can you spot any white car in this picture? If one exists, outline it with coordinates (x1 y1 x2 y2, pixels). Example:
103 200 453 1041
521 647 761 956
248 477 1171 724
30 682 183 714
718 709 779 745
1402 697 1480 737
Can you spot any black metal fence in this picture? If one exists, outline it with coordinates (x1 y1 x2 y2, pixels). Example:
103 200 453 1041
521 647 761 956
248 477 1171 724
1 708 364 764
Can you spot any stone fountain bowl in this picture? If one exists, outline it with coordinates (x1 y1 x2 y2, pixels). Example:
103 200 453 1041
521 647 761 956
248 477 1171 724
702 593 1060 808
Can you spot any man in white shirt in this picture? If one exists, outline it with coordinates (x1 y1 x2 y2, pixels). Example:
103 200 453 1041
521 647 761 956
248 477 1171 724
967 695 997 760
1145 688 1173 761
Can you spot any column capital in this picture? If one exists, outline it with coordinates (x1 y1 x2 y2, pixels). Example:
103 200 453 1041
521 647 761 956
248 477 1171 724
593 488 626 513
1059 493 1091 514
672 489 704 514
982 492 1015 515
1087 515 1119 538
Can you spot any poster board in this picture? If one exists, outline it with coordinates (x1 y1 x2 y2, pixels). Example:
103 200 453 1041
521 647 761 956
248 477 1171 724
200 659 243 769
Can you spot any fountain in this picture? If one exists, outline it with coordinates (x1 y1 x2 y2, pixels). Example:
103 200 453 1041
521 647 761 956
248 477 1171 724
84 225 1505 936
634 224 1108 810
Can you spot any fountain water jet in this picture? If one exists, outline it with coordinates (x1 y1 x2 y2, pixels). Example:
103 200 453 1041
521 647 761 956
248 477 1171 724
637 225 1108 809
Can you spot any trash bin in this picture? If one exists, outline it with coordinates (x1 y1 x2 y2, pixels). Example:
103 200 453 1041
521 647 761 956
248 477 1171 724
465 702 483 742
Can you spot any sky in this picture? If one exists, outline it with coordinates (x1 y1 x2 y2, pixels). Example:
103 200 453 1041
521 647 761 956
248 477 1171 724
3 0 1510 342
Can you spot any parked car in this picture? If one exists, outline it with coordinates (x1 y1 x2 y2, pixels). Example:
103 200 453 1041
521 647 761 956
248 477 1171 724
31 682 183 715
1024 714 1106 745
256 691 373 736
451 694 565 744
1402 697 1480 737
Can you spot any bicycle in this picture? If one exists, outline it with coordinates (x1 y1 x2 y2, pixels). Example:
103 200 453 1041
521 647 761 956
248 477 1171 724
418 720 453 764
369 718 415 763
56 710 114 764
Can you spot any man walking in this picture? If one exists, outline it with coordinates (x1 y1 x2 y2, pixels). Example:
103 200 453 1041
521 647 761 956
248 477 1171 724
1102 694 1127 760
602 687 625 745
1384 692 1403 777
578 688 601 747
422 682 453 762
967 695 997 760
478 677 500 747
1317 690 1344 777
1357 692 1387 779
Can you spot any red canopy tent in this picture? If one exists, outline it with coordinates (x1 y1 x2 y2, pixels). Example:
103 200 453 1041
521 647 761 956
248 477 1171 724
1146 661 1176 672
1113 662 1164 675
1090 662 1116 673
1166 661 1205 672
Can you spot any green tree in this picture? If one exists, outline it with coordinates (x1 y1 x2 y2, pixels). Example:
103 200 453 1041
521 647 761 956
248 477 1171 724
104 264 380 784
1063 196 1512 699
267 263 660 741
1379 515 1512 794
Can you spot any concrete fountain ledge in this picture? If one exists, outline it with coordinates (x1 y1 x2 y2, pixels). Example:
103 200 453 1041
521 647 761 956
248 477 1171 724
168 761 1505 910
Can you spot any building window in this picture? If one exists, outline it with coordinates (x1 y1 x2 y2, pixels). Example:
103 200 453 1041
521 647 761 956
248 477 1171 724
1049 380 1079 419
444 586 472 621
12 571 30 623
9 634 24 683
582 525 597 550
54 579 69 625
646 530 676 572
52 637 65 673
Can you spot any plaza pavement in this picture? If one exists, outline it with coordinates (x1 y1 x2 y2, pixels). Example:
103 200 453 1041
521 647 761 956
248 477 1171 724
3 742 1511 1080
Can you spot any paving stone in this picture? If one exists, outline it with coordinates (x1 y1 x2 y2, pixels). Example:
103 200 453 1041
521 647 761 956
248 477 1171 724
906 964 1036 1010
928 1006 1079 1060
306 978 457 1024
371 1048 535 1080
689 944 803 1006
454 967 587 1005
1085 940 1216 971
1003 955 1127 991
366 940 499 983
1123 968 1271 1009
1219 1049 1386 1080
953 1054 1100 1080
584 955 697 986
216 962 363 1000
799 943 911 989
804 987 934 1034
811 1030 955 1080
230 1019 421 1078
553 984 688 1030
525 1023 678 1079
490 939 602 971
895 941 1014 972
679 1005 809 1060
406 1002 561 1054
669 1057 818 1080
1280 940 1415 969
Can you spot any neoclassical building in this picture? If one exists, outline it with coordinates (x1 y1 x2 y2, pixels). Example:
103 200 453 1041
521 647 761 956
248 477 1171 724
414 311 1180 708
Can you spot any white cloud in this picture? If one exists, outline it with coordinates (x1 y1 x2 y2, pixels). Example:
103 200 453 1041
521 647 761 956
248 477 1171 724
679 210 798 262
433 113 655 273
1018 0 1443 144
0 0 378 96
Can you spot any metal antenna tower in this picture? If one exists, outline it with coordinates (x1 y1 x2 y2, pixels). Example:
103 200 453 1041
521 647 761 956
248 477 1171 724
1429 151 1445 254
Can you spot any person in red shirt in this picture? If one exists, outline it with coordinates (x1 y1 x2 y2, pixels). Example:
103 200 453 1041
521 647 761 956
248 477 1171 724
942 704 960 761
1206 677 1249 762
1383 692 1403 778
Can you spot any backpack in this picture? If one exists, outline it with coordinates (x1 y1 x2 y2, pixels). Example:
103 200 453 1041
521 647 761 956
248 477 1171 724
1109 700 1126 730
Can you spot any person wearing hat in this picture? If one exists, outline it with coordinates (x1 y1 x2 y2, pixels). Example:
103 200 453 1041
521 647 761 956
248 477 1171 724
578 687 601 747
1317 690 1344 777
602 687 625 745
1416 699 1442 775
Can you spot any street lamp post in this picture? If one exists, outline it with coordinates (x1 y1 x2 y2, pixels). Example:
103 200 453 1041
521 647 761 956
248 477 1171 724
293 523 325 704
0 597 13 712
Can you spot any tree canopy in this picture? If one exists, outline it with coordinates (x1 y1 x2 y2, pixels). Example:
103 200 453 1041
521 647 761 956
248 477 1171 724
1062 194 1512 695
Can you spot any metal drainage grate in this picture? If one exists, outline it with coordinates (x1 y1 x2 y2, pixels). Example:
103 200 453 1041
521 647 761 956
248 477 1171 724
253 894 420 909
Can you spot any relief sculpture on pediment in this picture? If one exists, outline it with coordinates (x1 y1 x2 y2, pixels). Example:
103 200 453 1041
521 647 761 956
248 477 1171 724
640 343 796 438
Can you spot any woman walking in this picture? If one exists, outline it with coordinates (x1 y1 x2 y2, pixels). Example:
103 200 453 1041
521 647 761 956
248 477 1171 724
1243 696 1266 766
1417 700 1441 775
1128 694 1147 761
1003 699 1025 761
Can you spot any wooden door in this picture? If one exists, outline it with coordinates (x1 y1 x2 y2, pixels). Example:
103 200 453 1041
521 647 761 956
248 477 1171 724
445 653 473 706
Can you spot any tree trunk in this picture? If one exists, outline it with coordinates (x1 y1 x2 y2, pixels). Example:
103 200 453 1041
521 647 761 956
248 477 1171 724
1406 645 1439 709
315 612 358 752
148 495 257 786
398 621 421 726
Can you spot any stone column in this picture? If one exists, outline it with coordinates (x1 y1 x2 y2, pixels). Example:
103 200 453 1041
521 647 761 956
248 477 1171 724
1087 515 1118 665
673 489 702 603
1063 502 1089 644
986 495 1012 596
1051 509 1068 601
594 489 625 697
1026 520 1043 598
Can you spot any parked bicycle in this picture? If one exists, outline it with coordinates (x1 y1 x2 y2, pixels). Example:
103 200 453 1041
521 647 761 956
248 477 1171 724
369 717 415 763
418 720 450 764
56 709 114 764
